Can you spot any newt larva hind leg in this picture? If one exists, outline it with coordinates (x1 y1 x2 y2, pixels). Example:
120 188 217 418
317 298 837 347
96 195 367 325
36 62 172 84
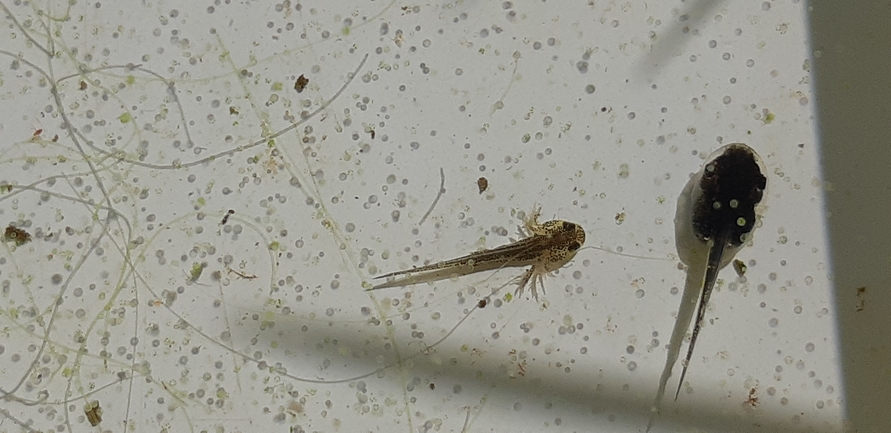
510 267 536 299
646 143 767 432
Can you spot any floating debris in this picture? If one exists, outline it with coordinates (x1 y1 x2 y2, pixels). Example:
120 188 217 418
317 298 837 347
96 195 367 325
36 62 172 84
3 225 31 246
294 74 309 93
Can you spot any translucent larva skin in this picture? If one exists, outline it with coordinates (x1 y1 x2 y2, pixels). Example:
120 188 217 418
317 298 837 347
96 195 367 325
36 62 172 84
647 143 767 432
371 206 585 301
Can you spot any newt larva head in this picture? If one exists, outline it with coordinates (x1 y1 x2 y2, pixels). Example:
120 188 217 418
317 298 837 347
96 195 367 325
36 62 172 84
539 219 586 272
542 220 586 251
675 143 767 267
562 221 586 252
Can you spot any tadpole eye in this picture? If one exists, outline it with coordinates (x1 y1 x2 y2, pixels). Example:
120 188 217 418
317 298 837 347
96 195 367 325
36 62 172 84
563 222 576 232
568 241 582 251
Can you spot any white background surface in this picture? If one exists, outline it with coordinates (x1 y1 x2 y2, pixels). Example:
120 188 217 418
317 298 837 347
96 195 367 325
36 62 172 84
0 0 842 432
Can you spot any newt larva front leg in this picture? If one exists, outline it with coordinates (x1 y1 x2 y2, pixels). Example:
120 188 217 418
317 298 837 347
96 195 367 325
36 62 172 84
369 206 586 301
647 143 767 431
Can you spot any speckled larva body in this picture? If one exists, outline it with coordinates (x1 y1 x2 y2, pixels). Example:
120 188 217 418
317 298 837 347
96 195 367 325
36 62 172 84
371 206 586 300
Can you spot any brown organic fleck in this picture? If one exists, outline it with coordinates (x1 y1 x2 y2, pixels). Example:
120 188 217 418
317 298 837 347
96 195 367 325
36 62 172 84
85 400 102 426
733 259 747 277
744 388 759 408
294 74 309 93
477 177 488 194
3 225 32 246
221 209 234 225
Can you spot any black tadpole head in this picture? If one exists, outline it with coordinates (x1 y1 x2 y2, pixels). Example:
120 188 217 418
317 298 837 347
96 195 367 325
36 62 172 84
692 144 767 246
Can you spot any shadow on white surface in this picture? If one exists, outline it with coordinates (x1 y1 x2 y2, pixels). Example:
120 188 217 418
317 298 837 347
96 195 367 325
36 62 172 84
0 0 843 432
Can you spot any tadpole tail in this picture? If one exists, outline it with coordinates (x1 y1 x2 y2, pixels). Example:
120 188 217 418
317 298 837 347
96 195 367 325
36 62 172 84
646 257 708 432
674 233 728 400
